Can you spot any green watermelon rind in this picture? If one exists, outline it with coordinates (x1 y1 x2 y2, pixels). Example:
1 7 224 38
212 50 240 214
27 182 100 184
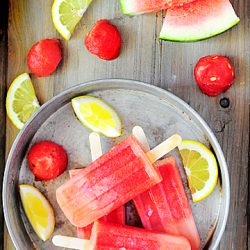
159 0 240 43
159 18 240 42
120 0 138 16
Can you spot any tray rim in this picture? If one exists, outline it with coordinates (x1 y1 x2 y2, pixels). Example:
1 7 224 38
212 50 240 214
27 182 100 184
3 78 230 250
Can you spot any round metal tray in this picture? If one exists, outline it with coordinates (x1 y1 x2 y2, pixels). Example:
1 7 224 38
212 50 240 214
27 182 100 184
3 79 229 250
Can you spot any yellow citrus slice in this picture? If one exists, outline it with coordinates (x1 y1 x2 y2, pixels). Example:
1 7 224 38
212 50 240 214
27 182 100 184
178 140 218 202
72 96 122 137
52 0 92 40
19 184 55 241
6 73 40 130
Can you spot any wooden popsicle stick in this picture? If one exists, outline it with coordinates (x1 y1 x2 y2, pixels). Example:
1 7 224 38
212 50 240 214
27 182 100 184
69 133 103 177
132 126 150 152
52 235 89 250
89 132 102 161
146 134 182 163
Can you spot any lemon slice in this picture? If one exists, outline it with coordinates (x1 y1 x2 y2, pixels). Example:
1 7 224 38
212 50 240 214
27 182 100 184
52 0 92 40
6 73 40 130
19 184 55 241
72 96 122 137
178 140 218 202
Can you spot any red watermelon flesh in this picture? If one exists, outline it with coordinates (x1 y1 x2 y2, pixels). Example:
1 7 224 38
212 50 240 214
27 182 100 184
160 0 240 41
120 0 196 15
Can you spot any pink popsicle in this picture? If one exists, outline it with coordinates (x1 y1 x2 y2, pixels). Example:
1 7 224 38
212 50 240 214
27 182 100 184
133 157 200 250
56 135 163 227
69 169 125 239
89 221 191 250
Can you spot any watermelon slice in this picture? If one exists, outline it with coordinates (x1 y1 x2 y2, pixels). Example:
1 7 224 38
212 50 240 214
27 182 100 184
120 0 195 15
160 0 240 42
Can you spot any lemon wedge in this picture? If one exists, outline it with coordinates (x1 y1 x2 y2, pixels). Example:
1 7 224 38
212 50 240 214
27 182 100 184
178 140 218 202
72 96 122 137
52 0 92 40
6 73 40 130
19 184 55 241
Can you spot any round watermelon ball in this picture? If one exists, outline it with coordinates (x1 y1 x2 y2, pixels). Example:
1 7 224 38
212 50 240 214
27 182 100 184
27 39 62 77
27 141 68 181
194 55 235 96
84 20 121 60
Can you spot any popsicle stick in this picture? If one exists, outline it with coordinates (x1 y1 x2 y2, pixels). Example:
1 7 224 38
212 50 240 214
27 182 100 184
146 134 182 163
89 132 102 161
132 126 150 152
52 235 89 250
68 133 102 177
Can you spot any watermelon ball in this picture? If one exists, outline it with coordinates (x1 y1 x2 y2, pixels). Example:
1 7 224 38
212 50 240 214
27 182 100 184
27 141 68 181
194 55 235 96
27 39 62 77
84 20 122 60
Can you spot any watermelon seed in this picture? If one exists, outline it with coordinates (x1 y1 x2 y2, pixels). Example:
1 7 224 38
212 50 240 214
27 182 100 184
210 77 217 81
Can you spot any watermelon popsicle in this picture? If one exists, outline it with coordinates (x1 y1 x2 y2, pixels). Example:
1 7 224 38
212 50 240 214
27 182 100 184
56 133 182 227
70 170 125 239
69 133 125 239
132 127 200 250
89 221 191 250
134 158 200 250
52 221 191 250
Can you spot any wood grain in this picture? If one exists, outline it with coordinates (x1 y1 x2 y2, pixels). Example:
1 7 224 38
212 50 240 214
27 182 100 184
4 0 250 249
0 0 8 250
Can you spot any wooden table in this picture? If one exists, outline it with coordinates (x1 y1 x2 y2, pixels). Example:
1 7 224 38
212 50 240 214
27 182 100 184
0 0 249 249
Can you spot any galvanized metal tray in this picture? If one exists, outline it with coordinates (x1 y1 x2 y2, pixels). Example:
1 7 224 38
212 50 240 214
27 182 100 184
3 79 230 250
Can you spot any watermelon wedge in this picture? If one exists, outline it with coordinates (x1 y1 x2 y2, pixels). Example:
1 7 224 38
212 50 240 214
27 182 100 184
120 0 195 15
160 0 240 42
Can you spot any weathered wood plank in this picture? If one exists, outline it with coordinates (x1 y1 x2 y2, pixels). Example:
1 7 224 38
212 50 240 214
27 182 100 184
0 0 8 249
